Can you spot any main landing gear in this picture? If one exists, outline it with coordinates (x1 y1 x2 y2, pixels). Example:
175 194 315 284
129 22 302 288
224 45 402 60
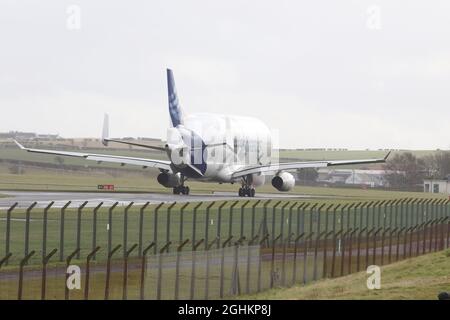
173 185 190 195
238 175 256 197
238 186 255 197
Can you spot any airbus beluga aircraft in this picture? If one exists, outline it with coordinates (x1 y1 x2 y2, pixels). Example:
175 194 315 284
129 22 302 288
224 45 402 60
15 69 390 197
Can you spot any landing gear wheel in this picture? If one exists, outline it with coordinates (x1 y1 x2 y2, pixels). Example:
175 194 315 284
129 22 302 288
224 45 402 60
238 188 244 197
184 186 190 195
250 188 255 197
173 186 179 195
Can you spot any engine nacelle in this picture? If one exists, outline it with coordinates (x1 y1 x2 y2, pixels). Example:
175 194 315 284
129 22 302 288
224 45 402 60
157 172 182 188
271 171 295 192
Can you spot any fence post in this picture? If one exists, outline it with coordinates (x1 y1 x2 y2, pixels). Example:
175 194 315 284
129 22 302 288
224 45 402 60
437 216 446 251
104 244 121 300
300 203 310 236
5 203 17 266
340 229 352 276
251 200 261 240
107 202 119 255
322 231 334 279
388 227 398 264
140 242 155 300
240 201 250 239
408 225 417 258
287 202 298 248
260 200 272 243
447 218 450 249
356 227 367 272
291 233 304 284
123 243 138 300
270 234 282 288
205 237 219 299
347 229 358 274
331 230 343 278
280 202 290 243
429 219 437 253
230 237 246 296
179 202 189 245
422 221 431 255
192 202 203 250
153 202 164 254
271 202 282 246
59 201 72 262
303 233 314 284
41 248 57 300
65 248 80 300
257 234 269 292
84 246 101 300
24 202 37 259
171 239 189 300
92 202 103 261
138 202 149 258
313 231 326 281
373 228 382 265
400 227 409 259
365 228 375 269
308 203 318 235
205 202 215 250
380 227 390 265
166 202 176 247
282 233 293 285
440 217 449 251
228 201 239 240
189 239 205 300
415 223 425 256
220 236 233 298
156 241 171 300
217 202 228 249
42 202 54 262
123 202 135 259
18 250 35 300
76 201 88 259
245 235 259 294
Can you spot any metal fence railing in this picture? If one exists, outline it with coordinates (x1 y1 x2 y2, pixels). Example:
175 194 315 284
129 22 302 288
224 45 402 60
1 198 449 266
0 216 449 299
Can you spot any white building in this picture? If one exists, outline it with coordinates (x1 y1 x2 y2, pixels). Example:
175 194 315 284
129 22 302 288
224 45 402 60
317 169 391 188
423 176 450 194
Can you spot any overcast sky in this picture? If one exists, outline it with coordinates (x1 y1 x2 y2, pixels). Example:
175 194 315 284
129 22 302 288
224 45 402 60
1 0 449 149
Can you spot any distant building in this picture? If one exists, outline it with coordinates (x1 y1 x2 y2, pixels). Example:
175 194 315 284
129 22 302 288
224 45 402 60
423 176 450 194
317 169 392 188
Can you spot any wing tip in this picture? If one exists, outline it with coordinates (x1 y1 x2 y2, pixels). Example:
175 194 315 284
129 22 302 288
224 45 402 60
13 139 25 150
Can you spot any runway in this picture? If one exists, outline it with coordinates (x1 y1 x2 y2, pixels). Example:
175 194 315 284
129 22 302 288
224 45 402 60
0 190 319 209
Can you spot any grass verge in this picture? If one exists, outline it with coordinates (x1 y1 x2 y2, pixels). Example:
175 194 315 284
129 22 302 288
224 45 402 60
242 250 450 300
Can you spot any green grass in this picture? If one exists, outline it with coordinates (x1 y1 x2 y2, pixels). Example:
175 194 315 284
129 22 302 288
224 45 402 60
1 163 447 202
279 149 442 160
242 249 450 300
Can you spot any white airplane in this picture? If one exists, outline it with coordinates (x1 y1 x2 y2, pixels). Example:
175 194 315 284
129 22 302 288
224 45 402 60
14 69 390 197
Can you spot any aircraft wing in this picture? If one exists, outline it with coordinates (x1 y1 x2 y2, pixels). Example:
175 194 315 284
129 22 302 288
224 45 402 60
231 152 391 178
14 140 172 172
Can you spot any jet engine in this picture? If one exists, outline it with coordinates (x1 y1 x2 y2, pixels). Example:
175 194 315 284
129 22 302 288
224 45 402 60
157 172 182 188
271 171 295 191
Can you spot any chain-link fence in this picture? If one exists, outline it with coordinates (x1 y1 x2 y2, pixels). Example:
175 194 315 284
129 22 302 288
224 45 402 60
0 198 449 299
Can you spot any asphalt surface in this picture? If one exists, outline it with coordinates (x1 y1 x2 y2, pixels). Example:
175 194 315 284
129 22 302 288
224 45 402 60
0 190 316 209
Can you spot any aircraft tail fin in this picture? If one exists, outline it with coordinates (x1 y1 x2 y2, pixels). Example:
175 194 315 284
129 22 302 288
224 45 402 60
167 68 184 127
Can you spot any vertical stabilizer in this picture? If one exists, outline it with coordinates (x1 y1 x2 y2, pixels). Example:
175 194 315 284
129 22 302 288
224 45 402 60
167 68 184 127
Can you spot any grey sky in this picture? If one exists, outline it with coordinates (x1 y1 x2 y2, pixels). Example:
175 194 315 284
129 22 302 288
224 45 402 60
1 0 449 149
